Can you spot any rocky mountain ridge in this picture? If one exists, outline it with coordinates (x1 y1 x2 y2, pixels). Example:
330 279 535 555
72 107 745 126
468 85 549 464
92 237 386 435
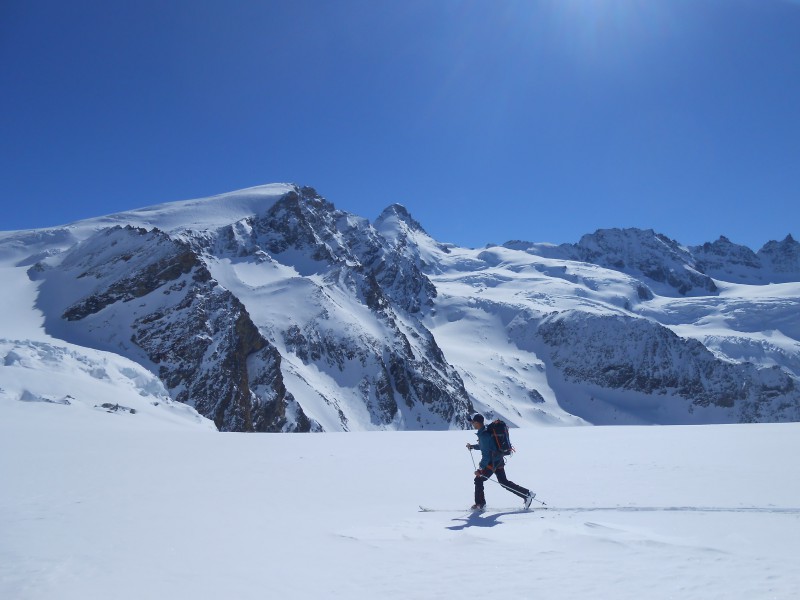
506 229 800 294
3 184 799 430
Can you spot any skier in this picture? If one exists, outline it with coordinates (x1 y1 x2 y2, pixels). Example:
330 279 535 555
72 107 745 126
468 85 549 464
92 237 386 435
466 413 535 510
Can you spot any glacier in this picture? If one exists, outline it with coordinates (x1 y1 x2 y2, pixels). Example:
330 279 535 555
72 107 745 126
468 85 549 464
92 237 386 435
1 183 799 430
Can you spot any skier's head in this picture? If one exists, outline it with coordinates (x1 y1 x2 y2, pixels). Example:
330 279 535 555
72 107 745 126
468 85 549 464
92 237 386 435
470 413 484 427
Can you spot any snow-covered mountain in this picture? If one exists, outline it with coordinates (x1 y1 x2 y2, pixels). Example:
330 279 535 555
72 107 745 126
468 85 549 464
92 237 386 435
2 183 799 430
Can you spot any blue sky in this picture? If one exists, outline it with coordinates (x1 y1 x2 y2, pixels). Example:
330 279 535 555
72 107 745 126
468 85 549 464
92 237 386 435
1 0 799 250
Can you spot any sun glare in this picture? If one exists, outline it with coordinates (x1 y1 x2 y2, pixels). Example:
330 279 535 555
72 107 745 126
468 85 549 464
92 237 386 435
534 0 675 68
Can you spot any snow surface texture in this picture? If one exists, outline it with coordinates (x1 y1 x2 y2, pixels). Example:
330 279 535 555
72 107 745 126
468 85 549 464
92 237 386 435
1 412 798 600
1 183 800 429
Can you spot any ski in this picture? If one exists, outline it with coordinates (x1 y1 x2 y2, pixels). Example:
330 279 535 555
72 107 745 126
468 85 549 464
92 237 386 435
419 505 544 513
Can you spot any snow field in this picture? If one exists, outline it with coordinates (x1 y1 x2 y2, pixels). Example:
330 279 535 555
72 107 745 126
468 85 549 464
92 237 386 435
2 414 798 600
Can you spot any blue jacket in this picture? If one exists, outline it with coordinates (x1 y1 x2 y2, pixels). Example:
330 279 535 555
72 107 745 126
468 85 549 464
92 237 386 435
471 425 504 470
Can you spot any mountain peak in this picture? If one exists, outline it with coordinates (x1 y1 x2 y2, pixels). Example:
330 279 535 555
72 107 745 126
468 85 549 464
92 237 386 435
758 233 800 276
375 203 426 234
690 236 762 282
570 228 717 296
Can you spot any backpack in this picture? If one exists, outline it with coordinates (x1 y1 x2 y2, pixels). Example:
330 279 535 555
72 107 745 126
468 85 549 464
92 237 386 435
486 419 514 456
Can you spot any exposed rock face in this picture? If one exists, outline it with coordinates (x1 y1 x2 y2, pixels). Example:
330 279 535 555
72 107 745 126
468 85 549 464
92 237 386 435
513 230 800 290
689 234 800 284
532 313 799 422
29 187 472 431
539 228 718 296
129 279 297 432
10 184 800 429
206 186 472 430
758 234 800 279
32 225 311 432
691 236 764 283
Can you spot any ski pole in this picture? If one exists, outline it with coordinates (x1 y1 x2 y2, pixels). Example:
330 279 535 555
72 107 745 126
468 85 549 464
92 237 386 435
468 446 478 471
469 448 547 506
469 448 518 495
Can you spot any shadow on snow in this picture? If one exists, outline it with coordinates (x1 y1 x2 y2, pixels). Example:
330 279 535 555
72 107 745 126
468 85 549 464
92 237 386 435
446 509 531 531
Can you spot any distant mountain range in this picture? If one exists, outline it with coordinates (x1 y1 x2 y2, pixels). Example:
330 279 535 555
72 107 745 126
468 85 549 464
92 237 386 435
2 183 799 430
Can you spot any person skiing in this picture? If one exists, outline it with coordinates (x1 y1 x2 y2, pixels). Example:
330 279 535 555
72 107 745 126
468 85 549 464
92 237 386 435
466 413 535 510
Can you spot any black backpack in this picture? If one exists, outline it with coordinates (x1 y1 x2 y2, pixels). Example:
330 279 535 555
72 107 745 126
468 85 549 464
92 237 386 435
486 419 514 456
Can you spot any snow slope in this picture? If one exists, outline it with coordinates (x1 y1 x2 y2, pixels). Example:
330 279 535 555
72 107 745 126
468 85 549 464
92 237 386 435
0 186 292 433
1 183 799 429
0 258 214 432
2 412 798 600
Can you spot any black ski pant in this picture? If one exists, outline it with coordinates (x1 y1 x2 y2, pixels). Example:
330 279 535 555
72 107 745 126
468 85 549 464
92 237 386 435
474 464 529 506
